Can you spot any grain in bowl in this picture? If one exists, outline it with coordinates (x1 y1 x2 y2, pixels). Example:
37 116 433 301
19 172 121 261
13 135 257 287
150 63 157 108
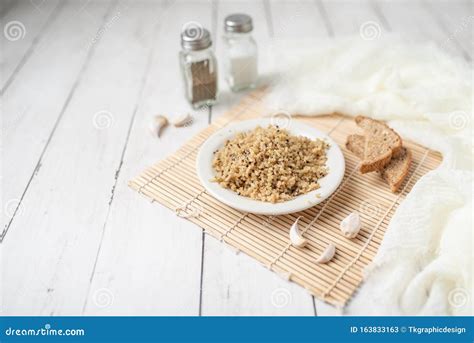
212 125 329 203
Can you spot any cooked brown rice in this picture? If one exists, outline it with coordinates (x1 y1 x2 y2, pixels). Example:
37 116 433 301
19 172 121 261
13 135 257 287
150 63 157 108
212 125 329 203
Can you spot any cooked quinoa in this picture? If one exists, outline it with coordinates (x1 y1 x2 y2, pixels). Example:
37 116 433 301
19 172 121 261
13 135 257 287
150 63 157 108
212 125 329 203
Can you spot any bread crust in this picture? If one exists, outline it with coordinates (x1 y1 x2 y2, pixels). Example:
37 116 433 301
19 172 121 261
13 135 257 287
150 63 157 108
382 148 412 192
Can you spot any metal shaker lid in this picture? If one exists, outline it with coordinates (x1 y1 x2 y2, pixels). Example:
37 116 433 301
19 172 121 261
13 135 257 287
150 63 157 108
181 25 212 50
224 14 253 33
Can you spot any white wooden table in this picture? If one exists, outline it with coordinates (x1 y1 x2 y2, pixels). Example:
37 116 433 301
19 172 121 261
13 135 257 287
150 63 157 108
2 0 471 316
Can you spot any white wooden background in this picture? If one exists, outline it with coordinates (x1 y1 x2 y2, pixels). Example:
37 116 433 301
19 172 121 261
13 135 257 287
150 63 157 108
1 0 471 316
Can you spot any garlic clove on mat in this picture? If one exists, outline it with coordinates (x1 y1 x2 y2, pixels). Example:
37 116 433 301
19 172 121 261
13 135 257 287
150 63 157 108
340 212 361 239
289 216 308 248
172 113 193 127
316 243 336 264
149 115 168 138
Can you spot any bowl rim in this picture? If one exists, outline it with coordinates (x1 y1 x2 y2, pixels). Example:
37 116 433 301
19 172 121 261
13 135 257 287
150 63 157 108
196 118 346 215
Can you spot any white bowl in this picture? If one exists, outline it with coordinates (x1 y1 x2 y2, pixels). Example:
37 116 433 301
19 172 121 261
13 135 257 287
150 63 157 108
196 119 345 215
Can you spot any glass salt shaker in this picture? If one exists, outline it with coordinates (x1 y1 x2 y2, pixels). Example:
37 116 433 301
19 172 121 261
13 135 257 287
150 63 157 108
179 28 218 109
223 14 258 92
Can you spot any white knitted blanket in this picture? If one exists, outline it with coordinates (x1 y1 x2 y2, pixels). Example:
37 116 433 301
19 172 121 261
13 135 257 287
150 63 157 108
266 37 473 315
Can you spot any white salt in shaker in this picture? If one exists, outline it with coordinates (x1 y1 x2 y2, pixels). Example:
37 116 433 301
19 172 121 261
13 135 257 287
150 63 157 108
223 14 258 91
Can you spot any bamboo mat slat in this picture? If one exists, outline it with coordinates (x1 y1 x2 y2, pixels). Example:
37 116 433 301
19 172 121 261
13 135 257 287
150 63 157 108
129 89 442 307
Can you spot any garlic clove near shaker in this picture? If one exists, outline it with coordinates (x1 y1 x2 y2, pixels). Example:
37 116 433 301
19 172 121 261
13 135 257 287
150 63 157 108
172 113 193 127
149 115 168 138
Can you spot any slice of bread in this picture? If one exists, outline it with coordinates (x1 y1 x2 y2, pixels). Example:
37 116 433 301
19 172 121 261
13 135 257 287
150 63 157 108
354 116 403 173
346 134 411 193
345 134 365 159
346 133 404 160
381 147 412 192
346 132 394 173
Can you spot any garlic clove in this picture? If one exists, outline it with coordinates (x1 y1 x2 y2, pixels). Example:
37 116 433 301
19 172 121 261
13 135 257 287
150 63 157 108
289 216 308 248
316 243 336 264
172 113 193 127
340 212 361 239
149 115 168 138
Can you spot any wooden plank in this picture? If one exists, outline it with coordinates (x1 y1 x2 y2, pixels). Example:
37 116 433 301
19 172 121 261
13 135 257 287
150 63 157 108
269 0 328 39
2 0 113 237
199 0 315 316
83 0 214 315
202 235 315 315
0 0 61 92
377 0 469 60
422 0 472 61
3 0 165 315
315 298 343 316
0 0 16 18
321 0 382 35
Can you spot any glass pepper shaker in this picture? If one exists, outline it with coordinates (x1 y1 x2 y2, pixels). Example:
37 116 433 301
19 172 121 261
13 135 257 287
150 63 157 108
179 27 218 109
223 14 258 92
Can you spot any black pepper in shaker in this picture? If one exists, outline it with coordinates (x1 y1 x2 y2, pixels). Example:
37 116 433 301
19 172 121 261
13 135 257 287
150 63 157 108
179 26 218 109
